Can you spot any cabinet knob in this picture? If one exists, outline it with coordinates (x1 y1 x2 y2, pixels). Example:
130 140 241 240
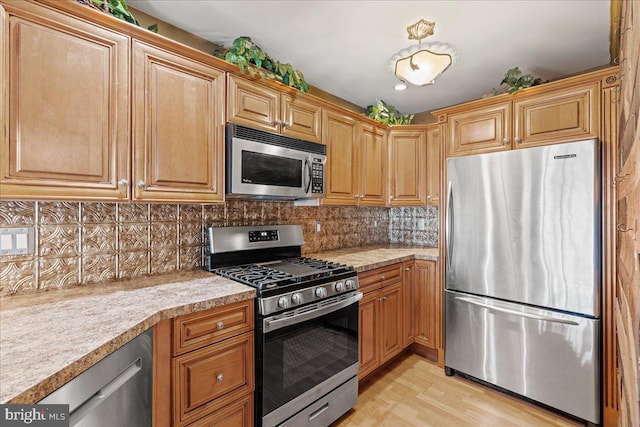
503 138 510 145
405 267 411 271
118 179 128 187
274 119 282 125
381 296 387 302
380 275 386 281
136 181 146 189
216 373 224 382
514 137 522 144
283 121 291 127
427 195 432 200
217 321 224 330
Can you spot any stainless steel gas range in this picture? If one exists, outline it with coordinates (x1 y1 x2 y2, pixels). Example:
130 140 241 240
206 225 361 427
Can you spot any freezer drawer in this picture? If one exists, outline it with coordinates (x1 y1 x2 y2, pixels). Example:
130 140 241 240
444 290 600 424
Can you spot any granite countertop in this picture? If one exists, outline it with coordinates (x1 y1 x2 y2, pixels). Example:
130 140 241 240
308 244 439 271
0 245 438 405
0 270 255 404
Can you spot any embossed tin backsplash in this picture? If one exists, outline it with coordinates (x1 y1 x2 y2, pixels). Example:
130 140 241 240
0 201 444 295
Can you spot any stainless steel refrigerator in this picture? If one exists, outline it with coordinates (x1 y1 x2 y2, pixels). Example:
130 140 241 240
444 139 601 425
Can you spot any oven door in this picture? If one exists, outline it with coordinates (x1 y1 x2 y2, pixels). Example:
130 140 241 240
228 136 324 199
258 291 362 427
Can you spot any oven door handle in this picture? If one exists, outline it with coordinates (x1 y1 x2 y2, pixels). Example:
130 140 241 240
264 292 363 333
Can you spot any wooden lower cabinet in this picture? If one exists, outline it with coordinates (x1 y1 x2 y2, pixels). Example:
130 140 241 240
413 260 438 348
173 332 254 426
154 299 255 427
359 260 439 380
358 264 404 380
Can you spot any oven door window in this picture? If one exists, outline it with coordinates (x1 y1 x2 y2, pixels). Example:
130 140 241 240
260 302 358 416
242 151 302 188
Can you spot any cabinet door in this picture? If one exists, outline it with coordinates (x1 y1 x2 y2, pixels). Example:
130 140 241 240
357 123 387 206
322 109 357 205
0 1 129 200
513 81 599 148
414 260 437 348
281 94 322 142
227 75 280 133
380 282 403 363
447 101 512 157
133 41 225 202
402 261 415 348
358 290 379 379
389 129 426 206
425 125 441 206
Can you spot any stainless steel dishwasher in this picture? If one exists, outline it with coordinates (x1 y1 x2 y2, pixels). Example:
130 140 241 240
39 328 153 426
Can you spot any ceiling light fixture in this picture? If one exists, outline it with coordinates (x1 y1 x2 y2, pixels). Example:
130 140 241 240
390 19 458 87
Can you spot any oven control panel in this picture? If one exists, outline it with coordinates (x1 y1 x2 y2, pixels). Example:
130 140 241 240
259 277 359 315
249 230 279 242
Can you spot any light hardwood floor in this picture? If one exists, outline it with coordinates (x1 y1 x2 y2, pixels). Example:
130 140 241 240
332 352 582 427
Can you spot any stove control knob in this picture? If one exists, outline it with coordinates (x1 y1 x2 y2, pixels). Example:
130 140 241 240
291 293 303 305
315 287 327 298
278 296 289 309
335 281 345 292
345 279 356 290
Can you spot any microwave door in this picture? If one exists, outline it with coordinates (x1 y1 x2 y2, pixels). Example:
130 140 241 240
229 137 308 198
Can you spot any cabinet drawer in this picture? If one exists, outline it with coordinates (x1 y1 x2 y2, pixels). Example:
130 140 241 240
173 332 254 426
186 393 253 427
358 263 402 292
173 300 254 355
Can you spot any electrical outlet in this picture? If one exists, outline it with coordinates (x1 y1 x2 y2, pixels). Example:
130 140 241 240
0 227 35 256
314 221 321 233
417 218 426 231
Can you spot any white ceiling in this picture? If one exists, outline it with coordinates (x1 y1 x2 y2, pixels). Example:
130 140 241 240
127 0 612 115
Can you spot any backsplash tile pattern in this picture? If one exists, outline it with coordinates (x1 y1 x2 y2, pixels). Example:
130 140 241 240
389 206 439 247
1 200 397 295
0 201 437 295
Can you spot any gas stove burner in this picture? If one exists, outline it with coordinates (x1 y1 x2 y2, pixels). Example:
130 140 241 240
289 257 345 271
216 264 295 286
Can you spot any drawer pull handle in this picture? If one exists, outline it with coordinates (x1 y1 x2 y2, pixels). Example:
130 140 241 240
216 373 224 382
380 275 385 281
217 321 225 330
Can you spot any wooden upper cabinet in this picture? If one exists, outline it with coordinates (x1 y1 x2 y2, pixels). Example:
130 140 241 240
446 100 512 157
357 123 387 206
227 75 322 142
435 69 610 158
322 109 357 205
281 93 323 142
133 40 225 202
227 75 280 133
513 81 599 149
388 128 427 206
425 125 441 206
0 1 130 200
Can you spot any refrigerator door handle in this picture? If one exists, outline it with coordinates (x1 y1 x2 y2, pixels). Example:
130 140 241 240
446 181 454 270
454 296 580 326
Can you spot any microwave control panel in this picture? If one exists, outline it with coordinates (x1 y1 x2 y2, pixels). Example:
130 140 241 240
311 158 324 194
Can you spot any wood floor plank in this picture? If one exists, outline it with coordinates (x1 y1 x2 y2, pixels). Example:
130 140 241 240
332 352 582 427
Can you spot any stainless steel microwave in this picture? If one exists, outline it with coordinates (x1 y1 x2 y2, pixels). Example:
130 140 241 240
226 123 326 200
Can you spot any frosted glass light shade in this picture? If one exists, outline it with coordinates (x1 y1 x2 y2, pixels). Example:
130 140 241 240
390 42 458 87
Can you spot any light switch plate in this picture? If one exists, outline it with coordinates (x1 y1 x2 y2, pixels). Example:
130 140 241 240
0 227 35 256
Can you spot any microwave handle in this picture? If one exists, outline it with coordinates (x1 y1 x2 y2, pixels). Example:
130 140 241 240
304 158 312 193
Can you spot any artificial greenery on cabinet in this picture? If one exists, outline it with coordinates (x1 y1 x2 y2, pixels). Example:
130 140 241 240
214 36 309 93
366 99 414 125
